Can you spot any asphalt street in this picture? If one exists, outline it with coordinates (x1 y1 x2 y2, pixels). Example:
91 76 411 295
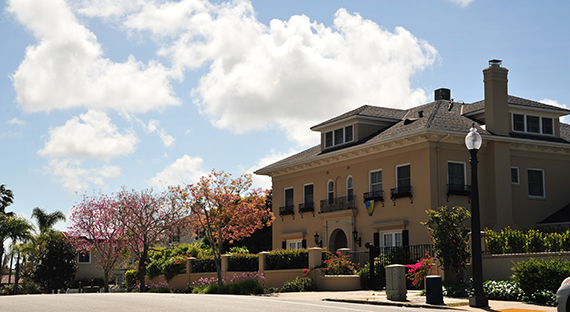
1 293 440 312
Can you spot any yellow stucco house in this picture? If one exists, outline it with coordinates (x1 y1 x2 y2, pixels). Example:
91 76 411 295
255 60 570 255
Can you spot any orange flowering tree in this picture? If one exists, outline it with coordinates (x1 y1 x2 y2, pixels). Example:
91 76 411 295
176 170 274 286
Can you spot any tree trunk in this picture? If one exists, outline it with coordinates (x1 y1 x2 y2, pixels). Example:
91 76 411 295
13 252 20 295
103 271 110 293
139 245 148 292
8 251 13 289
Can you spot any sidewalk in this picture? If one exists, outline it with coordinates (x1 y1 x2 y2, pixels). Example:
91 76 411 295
272 290 556 312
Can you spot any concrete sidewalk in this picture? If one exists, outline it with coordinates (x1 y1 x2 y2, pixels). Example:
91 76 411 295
272 290 556 312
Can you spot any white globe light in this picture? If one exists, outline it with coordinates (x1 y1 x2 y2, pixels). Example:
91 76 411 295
465 126 482 150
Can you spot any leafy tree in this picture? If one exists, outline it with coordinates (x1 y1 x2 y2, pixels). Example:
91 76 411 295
5 215 34 294
32 232 78 293
177 170 274 286
32 207 66 233
423 205 471 284
0 184 14 213
67 193 127 292
116 187 189 292
0 184 15 275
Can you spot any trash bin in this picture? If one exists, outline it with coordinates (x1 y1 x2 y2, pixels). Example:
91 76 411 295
425 275 444 304
385 264 407 301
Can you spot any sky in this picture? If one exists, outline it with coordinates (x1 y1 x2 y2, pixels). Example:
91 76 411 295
1 0 570 232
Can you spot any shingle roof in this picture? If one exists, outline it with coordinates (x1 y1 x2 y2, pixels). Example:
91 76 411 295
255 95 570 175
538 202 570 225
310 105 406 130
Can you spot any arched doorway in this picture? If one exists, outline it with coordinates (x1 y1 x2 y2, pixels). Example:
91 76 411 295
329 229 348 251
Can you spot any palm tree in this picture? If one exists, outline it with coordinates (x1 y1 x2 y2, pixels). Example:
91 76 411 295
31 207 66 233
0 184 15 274
0 184 14 214
5 216 34 294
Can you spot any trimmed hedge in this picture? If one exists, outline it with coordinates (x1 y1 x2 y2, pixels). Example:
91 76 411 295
485 228 570 254
266 249 308 270
192 257 217 273
512 257 570 303
228 253 259 272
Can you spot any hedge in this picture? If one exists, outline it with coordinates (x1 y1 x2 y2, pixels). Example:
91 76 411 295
192 257 217 273
228 254 259 272
485 228 570 254
265 249 308 270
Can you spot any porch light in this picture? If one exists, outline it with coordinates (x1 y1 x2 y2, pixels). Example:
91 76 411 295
352 229 361 247
314 231 322 247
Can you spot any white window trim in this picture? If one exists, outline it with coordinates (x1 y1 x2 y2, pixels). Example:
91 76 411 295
303 183 314 204
447 161 467 185
512 113 555 136
324 125 355 148
527 168 546 198
327 179 334 202
369 169 383 192
287 239 303 250
395 163 411 188
346 176 353 197
511 167 520 185
284 187 294 207
380 230 403 248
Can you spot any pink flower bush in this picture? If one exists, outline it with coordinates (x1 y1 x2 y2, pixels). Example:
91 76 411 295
405 253 434 287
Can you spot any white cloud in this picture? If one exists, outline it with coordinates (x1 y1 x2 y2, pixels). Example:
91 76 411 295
149 155 208 188
119 2 438 146
247 149 299 190
8 0 179 113
44 158 121 193
145 119 175 147
447 0 475 7
8 117 26 126
541 98 570 123
38 110 139 160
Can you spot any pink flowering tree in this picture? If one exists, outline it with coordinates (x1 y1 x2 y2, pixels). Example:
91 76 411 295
176 170 274 286
67 193 126 293
115 187 190 292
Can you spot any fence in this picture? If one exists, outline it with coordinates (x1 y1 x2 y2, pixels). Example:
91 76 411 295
348 244 433 266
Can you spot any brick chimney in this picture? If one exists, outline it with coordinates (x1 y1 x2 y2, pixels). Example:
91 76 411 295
483 59 509 135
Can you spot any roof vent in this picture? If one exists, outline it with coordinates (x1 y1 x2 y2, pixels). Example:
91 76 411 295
418 110 424 118
434 88 451 100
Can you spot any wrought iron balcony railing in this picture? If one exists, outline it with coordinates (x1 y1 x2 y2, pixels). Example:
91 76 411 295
390 185 413 205
278 205 295 220
363 190 384 207
319 195 357 214
446 184 472 202
298 202 315 217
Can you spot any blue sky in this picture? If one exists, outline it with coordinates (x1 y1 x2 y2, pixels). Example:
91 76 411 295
1 0 570 231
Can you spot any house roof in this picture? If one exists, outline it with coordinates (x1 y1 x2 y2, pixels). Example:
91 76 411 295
255 95 570 175
537 202 570 225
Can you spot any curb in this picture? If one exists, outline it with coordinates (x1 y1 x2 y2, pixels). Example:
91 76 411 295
323 298 457 310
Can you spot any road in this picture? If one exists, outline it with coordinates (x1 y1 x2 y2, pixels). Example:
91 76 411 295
1 293 444 312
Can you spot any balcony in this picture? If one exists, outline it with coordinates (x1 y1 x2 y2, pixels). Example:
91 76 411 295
298 202 315 217
363 190 384 207
447 184 471 202
278 205 295 220
320 195 357 214
390 186 413 205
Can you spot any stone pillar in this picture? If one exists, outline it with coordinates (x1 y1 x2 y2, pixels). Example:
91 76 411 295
258 252 268 273
221 254 229 278
186 257 196 285
308 247 322 269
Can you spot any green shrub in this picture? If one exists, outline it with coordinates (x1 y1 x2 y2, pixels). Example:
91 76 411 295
191 272 265 294
163 255 186 281
483 280 524 301
125 269 138 290
512 257 570 303
358 255 390 289
526 230 545 253
148 286 172 293
266 249 308 270
485 228 570 254
192 257 217 273
279 277 315 292
442 279 471 297
228 253 258 272
321 251 356 275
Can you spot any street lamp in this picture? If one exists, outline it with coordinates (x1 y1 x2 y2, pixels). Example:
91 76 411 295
465 124 488 308
352 229 361 247
314 231 322 247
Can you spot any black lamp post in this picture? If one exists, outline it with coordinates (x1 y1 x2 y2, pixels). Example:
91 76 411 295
465 125 488 308
314 231 322 247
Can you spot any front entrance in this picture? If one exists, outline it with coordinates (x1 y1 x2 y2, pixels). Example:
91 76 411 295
329 229 348 251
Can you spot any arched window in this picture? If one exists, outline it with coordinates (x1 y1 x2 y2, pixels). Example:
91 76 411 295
346 176 354 201
327 180 334 204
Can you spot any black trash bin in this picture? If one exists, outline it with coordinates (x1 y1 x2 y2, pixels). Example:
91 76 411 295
425 275 444 304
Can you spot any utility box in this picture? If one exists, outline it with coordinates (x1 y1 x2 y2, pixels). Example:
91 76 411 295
425 275 444 304
385 264 407 301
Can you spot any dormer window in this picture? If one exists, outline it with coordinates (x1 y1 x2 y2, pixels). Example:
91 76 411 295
325 125 354 148
512 113 554 135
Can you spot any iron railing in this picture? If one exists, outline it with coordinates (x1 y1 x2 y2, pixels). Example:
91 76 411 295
298 202 315 217
348 244 433 266
278 206 295 220
447 184 471 201
390 186 413 205
320 195 357 214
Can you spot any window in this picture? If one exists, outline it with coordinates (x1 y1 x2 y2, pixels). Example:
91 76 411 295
528 169 545 197
327 180 334 204
284 188 294 207
381 231 403 248
78 252 90 264
448 162 465 189
303 184 313 204
287 239 303 250
369 170 382 195
325 132 333 148
512 114 554 135
346 176 354 200
396 164 411 189
324 125 354 148
543 118 553 135
511 167 520 184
